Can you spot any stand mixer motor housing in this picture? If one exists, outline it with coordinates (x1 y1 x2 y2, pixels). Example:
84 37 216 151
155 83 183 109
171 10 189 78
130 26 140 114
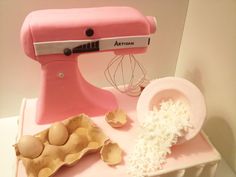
21 6 157 124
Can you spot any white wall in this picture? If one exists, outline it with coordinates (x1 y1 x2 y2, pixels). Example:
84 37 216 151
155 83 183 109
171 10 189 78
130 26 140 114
176 0 236 172
0 0 188 117
1 0 236 173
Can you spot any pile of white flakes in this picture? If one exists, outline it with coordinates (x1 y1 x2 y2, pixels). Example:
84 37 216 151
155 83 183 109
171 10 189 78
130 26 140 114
127 99 192 177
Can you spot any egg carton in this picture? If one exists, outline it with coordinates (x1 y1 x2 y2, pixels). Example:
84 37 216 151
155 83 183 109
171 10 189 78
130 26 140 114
14 115 109 177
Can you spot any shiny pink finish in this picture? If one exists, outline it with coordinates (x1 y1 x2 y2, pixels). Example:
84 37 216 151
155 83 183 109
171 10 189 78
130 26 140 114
20 7 157 124
21 7 157 62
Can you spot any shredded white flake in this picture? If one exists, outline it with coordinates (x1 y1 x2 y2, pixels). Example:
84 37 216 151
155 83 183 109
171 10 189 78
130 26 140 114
127 99 192 177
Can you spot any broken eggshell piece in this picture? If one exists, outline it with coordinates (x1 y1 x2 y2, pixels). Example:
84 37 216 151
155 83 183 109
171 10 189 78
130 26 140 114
100 141 122 166
14 114 109 177
105 109 127 128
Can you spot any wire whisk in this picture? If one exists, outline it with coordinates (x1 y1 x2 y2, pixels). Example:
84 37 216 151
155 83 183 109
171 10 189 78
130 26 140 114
104 54 149 96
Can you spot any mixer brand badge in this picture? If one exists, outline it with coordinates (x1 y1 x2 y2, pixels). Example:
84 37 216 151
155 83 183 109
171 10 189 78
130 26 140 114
114 41 134 47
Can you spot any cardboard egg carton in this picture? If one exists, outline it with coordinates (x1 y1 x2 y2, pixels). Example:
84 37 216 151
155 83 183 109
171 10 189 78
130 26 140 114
14 114 109 177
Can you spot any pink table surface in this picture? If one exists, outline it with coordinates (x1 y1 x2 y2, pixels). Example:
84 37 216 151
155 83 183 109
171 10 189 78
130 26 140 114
16 88 220 177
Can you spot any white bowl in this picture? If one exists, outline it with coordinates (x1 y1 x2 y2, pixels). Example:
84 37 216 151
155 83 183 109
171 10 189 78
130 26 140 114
136 77 206 144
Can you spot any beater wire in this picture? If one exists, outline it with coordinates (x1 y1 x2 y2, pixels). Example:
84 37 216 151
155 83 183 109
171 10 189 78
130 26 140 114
104 54 148 96
105 55 122 89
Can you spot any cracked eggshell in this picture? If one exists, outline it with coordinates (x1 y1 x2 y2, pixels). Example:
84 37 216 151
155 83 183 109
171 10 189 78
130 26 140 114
100 141 122 166
105 109 127 128
48 122 69 146
17 135 44 159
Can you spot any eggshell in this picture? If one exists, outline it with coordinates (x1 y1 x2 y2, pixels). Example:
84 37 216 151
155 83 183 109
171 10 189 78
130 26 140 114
100 141 122 166
48 122 69 145
105 109 127 128
63 133 88 153
18 135 44 158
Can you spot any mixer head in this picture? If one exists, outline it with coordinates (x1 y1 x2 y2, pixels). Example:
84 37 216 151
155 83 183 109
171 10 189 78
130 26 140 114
21 7 156 62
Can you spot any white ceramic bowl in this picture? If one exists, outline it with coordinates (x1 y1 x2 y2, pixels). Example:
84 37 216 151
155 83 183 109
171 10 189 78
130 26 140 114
136 77 206 144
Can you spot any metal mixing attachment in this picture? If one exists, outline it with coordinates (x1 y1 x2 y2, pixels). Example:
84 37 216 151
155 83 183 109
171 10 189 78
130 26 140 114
104 54 149 96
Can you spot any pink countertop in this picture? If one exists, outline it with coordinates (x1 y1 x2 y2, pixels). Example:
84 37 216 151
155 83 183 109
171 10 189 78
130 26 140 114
16 88 220 177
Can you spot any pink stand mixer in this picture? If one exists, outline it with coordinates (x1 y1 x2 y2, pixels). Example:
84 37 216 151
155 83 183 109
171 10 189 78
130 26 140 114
21 7 157 124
